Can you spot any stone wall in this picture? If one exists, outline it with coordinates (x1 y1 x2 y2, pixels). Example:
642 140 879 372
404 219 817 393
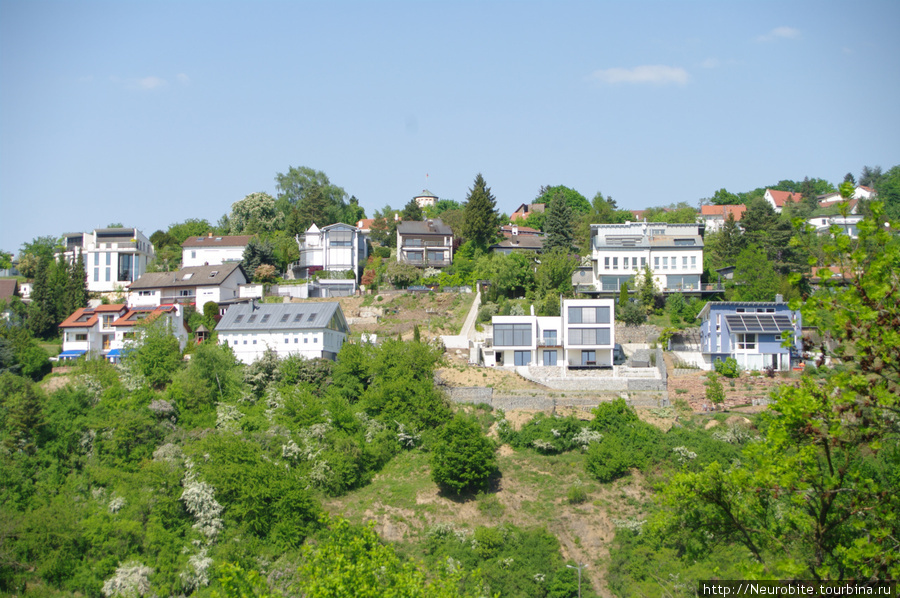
444 386 669 410
615 324 663 344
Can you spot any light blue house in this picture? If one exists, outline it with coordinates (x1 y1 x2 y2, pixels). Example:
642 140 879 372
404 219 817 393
698 297 802 371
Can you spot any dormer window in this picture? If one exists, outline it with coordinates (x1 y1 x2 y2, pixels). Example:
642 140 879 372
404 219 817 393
248 314 257 323
308 313 318 322
280 314 290 323
209 271 218 278
261 314 270 323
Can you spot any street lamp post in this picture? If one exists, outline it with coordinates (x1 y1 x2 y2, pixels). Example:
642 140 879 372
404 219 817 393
566 562 587 598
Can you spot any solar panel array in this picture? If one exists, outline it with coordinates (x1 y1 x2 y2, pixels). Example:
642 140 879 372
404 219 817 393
725 314 792 333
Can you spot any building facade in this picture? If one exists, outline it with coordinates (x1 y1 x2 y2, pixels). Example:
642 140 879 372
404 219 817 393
590 222 704 293
62 228 155 293
127 263 248 311
216 301 350 363
59 303 189 361
396 219 454 269
698 298 802 371
292 223 367 283
181 234 253 267
487 299 615 369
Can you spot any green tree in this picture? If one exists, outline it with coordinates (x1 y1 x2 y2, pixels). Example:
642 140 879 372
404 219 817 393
275 166 355 232
0 250 12 270
384 261 421 288
858 165 883 188
874 164 900 220
636 265 659 314
535 250 578 299
708 188 741 205
126 316 183 389
241 237 276 276
401 198 423 222
461 174 500 250
26 255 57 338
535 185 591 215
431 414 497 495
18 236 61 279
0 372 45 455
544 192 575 253
663 201 900 580
730 245 779 302
228 192 284 235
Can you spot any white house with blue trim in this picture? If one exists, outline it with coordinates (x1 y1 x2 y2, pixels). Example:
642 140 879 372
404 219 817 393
698 297 802 371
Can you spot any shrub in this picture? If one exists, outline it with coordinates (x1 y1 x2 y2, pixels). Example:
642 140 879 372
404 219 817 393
585 434 633 483
705 372 726 405
430 414 497 495
567 484 588 504
714 356 740 378
618 300 647 326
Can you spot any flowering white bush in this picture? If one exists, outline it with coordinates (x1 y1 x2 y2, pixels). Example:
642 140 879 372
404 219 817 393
152 442 184 464
572 427 603 451
180 464 224 542
108 495 126 514
356 412 386 443
396 423 421 448
215 403 243 431
180 548 213 592
613 518 647 533
672 446 697 463
101 561 153 597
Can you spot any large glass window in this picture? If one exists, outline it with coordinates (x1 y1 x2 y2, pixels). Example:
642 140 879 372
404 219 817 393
514 350 530 366
737 334 756 350
568 327 611 346
581 350 596 365
118 253 133 282
427 250 444 263
542 329 557 345
568 306 611 324
543 350 557 366
493 323 532 346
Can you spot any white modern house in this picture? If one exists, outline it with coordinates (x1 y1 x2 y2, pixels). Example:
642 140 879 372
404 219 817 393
61 228 155 293
485 299 615 369
807 214 864 238
181 234 253 267
215 301 350 364
590 222 704 293
396 219 454 269
292 223 367 283
127 263 248 311
58 303 189 361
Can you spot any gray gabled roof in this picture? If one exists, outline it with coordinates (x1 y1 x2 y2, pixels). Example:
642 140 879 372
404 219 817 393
129 262 246 290
397 219 453 236
216 301 349 334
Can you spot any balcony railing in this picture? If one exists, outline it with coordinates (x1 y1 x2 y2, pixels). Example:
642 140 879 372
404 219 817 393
161 294 195 304
401 239 450 248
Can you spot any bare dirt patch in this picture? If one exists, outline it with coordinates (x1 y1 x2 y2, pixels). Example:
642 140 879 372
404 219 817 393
669 370 797 413
435 365 547 392
336 292 475 341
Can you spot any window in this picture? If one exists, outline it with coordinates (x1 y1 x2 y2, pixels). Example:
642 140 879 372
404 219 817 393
542 329 557 345
252 340 257 344
308 313 318 322
285 338 289 344
75 333 87 341
105 267 111 281
427 250 444 263
514 350 530 366
178 289 192 297
295 338 299 343
304 338 308 343
106 253 111 266
182 273 193 280
654 257 660 269
280 314 290 322
191 251 196 259
641 257 647 268
568 306 610 324
314 338 318 343
209 271 218 278
543 350 557 366
612 257 618 270
581 350 596 365
604 257 610 269
261 314 270 323
662 257 668 269
139 290 152 296
233 340 238 345
568 327 611 346
294 314 303 322
94 269 99 282
94 253 99 266
682 256 688 269
235 315 244 323
248 314 257 323
493 323 532 346
737 334 756 350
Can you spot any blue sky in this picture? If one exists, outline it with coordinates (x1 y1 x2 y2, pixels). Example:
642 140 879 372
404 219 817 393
2 0 899 255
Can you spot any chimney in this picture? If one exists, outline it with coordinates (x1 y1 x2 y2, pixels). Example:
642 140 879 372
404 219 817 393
512 225 518 236
775 294 784 303
208 232 213 237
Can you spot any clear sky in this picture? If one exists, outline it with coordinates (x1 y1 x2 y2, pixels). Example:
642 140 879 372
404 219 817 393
2 0 899 255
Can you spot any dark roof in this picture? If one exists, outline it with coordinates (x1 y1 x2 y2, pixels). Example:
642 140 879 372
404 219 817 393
491 236 544 250
128 262 246 290
0 279 18 300
396 219 453 236
216 301 348 333
181 235 253 248
725 314 793 333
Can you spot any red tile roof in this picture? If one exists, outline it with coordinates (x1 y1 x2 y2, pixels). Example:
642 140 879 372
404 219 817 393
59 304 127 328
112 305 178 328
700 204 747 221
0 279 18 301
767 189 803 207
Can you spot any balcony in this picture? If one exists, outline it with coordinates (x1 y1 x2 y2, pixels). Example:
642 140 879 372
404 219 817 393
161 293 196 304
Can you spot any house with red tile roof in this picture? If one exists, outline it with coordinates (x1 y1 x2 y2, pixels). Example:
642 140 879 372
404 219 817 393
58 303 189 361
509 203 546 222
763 189 803 213
700 204 747 232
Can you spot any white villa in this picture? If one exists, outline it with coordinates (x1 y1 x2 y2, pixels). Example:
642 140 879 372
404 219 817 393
181 234 253 267
292 223 368 283
127 263 248 312
590 222 704 293
62 228 155 293
484 299 616 369
215 301 350 364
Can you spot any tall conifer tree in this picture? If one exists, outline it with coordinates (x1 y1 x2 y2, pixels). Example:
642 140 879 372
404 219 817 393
461 173 500 250
544 192 575 253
